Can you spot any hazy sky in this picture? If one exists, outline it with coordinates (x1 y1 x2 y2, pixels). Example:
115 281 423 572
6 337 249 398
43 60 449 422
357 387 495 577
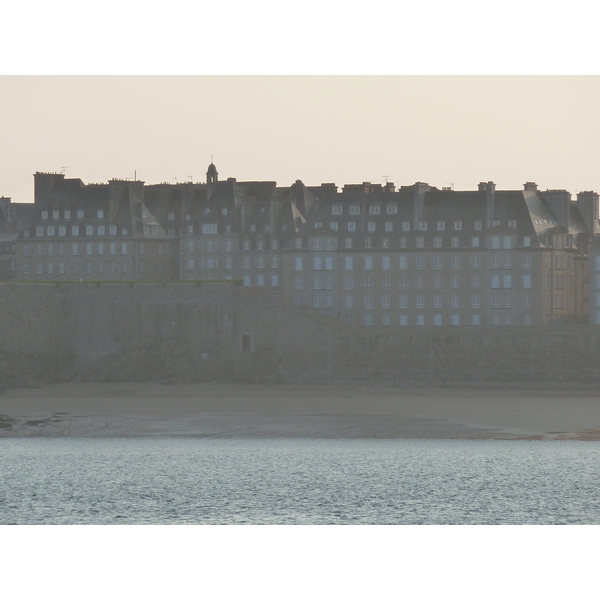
2 76 600 203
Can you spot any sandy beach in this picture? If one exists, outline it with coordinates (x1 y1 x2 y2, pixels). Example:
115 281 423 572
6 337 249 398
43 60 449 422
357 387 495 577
1 382 600 439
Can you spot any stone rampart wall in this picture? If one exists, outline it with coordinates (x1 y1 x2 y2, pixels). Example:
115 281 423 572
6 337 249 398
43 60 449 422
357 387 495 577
0 282 599 387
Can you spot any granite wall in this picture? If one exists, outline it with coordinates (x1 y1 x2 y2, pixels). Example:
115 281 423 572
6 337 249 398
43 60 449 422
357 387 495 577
1 282 599 388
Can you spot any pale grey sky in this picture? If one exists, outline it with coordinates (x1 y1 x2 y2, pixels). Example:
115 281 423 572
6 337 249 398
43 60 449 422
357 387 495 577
2 76 599 203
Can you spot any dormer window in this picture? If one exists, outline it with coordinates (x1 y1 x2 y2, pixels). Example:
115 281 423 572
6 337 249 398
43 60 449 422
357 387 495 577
142 208 148 218
508 220 516 228
109 225 116 235
315 222 323 229
493 220 500 227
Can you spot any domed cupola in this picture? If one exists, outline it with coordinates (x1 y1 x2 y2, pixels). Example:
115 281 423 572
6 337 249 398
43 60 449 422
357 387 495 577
206 162 218 184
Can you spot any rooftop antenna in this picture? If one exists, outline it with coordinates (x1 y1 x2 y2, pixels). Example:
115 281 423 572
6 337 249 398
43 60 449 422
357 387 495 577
382 175 392 183
172 177 178 184
60 166 69 175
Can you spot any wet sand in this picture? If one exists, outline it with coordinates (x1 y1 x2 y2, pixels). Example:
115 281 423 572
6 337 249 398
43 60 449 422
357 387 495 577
1 382 600 439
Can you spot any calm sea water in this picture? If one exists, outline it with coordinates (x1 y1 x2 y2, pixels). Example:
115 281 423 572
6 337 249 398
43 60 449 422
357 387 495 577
1 437 600 524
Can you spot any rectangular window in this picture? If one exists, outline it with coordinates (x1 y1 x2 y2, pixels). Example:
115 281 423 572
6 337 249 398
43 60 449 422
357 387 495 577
472 314 480 325
450 255 460 269
386 205 397 214
416 237 424 248
345 275 354 289
332 205 343 215
434 237 442 248
437 221 445 231
364 257 373 270
434 315 442 326
36 226 43 237
416 294 425 308
471 294 480 308
399 237 407 248
451 236 460 248
454 221 462 230
313 256 322 271
345 238 353 249
201 224 217 234
471 236 479 248
382 256 390 270
294 276 303 290
399 314 408 326
491 236 500 249
369 205 380 215
271 275 278 286
523 274 531 288
402 222 410 231
503 274 512 288
325 256 333 270
98 243 104 255
492 275 500 288
86 243 93 255
367 222 376 231
349 205 360 215
295 257 303 271
385 222 393 231
399 294 408 308
348 222 356 232
523 236 531 247
416 315 425 325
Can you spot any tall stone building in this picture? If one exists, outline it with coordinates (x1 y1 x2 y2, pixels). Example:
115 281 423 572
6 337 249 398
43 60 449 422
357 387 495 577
8 165 599 327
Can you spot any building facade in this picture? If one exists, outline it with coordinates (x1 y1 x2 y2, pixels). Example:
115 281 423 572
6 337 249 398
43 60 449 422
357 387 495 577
6 165 599 327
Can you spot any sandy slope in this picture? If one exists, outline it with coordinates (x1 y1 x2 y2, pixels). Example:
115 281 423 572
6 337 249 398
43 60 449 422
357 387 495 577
1 382 600 439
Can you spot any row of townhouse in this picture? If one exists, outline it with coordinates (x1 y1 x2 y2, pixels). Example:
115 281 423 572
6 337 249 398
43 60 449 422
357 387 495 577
2 163 598 326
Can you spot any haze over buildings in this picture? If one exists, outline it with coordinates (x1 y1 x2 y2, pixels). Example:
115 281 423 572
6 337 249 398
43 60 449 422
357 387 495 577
2 77 600 205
